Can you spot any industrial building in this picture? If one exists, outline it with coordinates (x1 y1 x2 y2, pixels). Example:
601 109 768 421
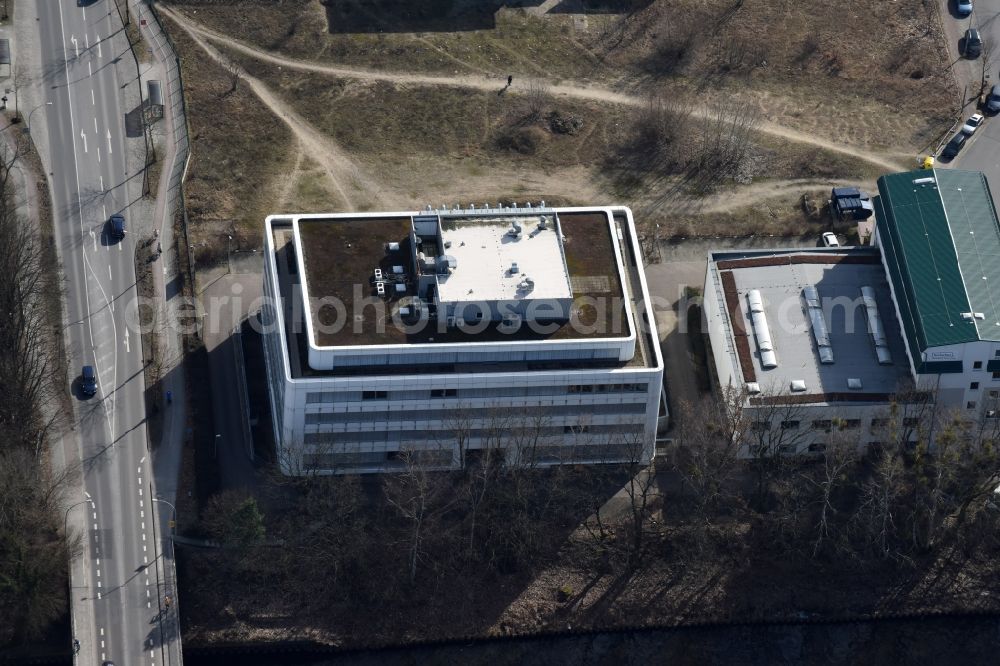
872 168 1000 418
703 168 1000 455
261 206 664 474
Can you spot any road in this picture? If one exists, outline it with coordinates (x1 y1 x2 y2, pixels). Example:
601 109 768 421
947 0 1000 175
33 1 180 664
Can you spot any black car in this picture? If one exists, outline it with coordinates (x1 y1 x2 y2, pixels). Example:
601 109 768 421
964 28 983 58
942 132 967 159
81 365 97 397
109 213 126 241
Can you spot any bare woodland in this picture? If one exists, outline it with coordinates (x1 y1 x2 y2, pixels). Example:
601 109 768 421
179 387 1000 646
0 139 75 646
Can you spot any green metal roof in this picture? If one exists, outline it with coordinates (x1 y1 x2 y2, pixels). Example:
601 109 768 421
875 169 1000 349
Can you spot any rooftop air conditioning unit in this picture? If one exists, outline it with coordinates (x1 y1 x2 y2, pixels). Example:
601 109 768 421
746 382 761 395
386 242 400 252
847 378 863 390
790 380 807 392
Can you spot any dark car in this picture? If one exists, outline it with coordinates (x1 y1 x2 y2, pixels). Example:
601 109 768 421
81 365 97 397
964 28 983 58
109 213 126 241
942 132 968 159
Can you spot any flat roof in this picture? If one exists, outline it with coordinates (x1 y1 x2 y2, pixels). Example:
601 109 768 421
293 211 628 348
876 169 1000 347
711 249 911 403
436 215 571 303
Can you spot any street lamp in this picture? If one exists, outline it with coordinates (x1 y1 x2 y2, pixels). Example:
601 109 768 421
214 433 221 459
227 235 233 274
151 497 177 535
26 101 52 132
63 498 95 539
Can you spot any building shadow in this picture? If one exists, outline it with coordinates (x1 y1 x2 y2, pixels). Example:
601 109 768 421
322 0 544 33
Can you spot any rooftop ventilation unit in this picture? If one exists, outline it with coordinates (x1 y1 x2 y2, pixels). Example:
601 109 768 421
803 286 834 364
510 262 519 274
790 380 807 392
847 378 863 390
746 382 761 395
746 289 777 369
913 176 936 186
860 286 892 365
517 276 535 294
385 242 400 252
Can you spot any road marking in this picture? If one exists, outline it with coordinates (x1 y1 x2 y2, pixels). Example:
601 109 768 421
139 488 143 497
143 555 148 564
93 523 97 530
96 569 100 577
140 510 144 518
97 581 102 588
90 229 96 251
71 35 78 58
82 7 86 19
96 558 100 566
97 39 102 59
107 129 113 154
100 628 104 636
94 118 98 133
97 147 101 163
101 641 104 649
142 533 146 541
138 466 141 474
84 491 91 499
85 33 89 49
138 477 142 485
91 89 95 105
146 589 150 596
97 592 101 600
141 521 145 530
80 130 87 153
108 264 112 280
143 544 147 552
102 653 105 662
146 578 150 586
139 499 143 508
147 601 150 608
99 175 104 191
88 62 92 77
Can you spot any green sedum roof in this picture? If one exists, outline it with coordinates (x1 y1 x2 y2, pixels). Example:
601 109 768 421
875 169 1000 350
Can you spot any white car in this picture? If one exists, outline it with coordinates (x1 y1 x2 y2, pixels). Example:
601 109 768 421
958 0 973 17
822 232 840 247
962 113 984 134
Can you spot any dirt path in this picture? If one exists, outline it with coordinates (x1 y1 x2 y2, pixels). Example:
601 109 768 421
163 10 388 211
276 140 305 209
159 6 909 174
695 178 876 213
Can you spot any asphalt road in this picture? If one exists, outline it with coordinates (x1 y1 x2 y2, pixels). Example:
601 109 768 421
35 1 179 665
947 0 1000 174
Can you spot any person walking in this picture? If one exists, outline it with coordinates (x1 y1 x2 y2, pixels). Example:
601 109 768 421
507 74 513 86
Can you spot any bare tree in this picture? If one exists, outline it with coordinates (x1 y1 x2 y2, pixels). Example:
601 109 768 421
222 56 241 96
802 429 860 557
384 448 451 584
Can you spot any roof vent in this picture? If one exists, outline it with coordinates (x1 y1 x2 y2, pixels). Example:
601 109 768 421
510 262 519 274
746 382 761 395
539 216 549 230
847 378 863 390
913 176 936 186
746 290 777 369
803 286 834 364
790 380 807 392
861 286 892 365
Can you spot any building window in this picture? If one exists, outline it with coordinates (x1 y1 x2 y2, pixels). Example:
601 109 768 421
995 350 1000 358
990 391 999 398
871 418 889 428
781 420 800 430
987 410 999 419
808 443 826 453
751 422 770 432
362 390 388 400
971 382 980 390
839 419 861 429
903 417 920 427
430 389 458 398
974 361 983 370
777 444 796 454
993 372 1000 380
564 424 591 434
968 401 977 410
812 419 832 430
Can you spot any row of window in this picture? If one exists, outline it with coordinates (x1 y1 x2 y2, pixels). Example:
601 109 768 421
772 417 922 432
307 383 651 404
304 402 648 425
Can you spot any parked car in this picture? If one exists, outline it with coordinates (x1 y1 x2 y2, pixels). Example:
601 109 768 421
957 0 973 16
109 213 126 241
987 84 1000 113
962 113 984 134
821 232 841 248
964 28 983 58
942 132 968 159
81 365 97 397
